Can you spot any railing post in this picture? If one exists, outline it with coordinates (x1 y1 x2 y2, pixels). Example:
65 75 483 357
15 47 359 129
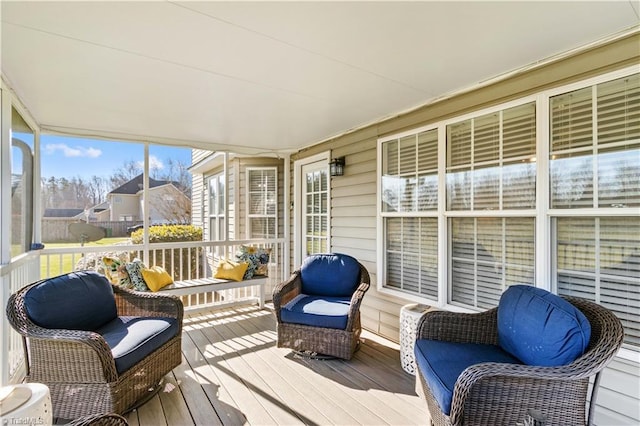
1 273 10 386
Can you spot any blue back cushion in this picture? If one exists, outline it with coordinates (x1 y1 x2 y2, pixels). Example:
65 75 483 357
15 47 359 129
300 253 360 297
498 285 591 366
24 271 117 331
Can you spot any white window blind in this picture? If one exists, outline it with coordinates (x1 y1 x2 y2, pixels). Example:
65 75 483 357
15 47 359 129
447 102 536 210
247 168 277 238
555 217 640 351
450 217 535 309
550 73 640 208
382 129 438 213
551 72 640 352
385 217 438 298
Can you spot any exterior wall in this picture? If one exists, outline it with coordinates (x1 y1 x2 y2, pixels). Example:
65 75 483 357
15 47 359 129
108 194 139 221
289 33 640 425
145 185 190 224
235 157 284 239
190 153 284 242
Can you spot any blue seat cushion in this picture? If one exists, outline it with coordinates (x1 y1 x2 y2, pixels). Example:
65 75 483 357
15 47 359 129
96 316 179 374
280 294 351 329
24 271 117 331
498 285 591 367
415 339 521 416
300 253 360 297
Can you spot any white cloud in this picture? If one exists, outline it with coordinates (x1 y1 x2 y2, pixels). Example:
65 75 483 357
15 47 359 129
137 155 164 171
45 143 102 158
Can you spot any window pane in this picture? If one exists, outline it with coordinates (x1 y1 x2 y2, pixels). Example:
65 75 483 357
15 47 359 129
382 129 438 213
550 86 593 152
556 217 640 351
502 160 536 209
447 102 536 211
447 120 471 167
399 135 416 175
597 73 640 146
473 112 500 164
503 103 536 159
598 145 640 208
451 217 535 309
550 152 594 208
384 217 438 298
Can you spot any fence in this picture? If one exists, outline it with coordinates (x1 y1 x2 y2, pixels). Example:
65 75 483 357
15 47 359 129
41 219 142 241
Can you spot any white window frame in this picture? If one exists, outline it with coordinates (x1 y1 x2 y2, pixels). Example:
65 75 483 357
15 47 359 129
207 171 226 241
376 65 639 361
245 166 278 239
377 124 441 305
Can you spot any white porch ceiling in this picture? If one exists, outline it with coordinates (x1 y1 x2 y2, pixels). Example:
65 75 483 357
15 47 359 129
2 1 638 155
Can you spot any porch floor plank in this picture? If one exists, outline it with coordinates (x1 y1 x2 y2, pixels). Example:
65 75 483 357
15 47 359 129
58 305 429 425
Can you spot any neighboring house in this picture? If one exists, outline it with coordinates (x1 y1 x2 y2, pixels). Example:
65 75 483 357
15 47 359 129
99 174 191 224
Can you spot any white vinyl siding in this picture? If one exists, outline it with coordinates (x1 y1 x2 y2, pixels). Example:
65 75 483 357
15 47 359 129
247 167 277 238
550 72 640 353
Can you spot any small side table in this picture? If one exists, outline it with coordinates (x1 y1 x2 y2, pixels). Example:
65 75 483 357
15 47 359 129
400 303 431 375
0 383 52 425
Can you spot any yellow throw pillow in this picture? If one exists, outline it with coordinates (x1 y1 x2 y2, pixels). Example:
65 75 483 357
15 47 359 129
141 266 173 292
214 259 250 282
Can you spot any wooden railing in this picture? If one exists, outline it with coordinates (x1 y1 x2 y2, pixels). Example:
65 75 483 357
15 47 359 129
0 250 41 385
1 238 286 385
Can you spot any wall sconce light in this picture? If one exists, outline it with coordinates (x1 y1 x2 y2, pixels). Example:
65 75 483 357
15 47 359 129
329 157 345 177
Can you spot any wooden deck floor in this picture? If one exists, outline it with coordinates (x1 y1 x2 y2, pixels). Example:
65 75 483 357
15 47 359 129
124 306 429 426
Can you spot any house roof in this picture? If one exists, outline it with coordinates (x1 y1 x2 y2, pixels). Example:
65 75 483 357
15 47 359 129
109 174 178 195
2 2 638 154
43 208 85 218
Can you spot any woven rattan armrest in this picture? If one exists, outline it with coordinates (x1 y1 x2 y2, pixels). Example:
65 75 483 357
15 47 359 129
112 285 183 321
448 361 597 425
272 271 302 320
416 308 498 345
345 281 370 331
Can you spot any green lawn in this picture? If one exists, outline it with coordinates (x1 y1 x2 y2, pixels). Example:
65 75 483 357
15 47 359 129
40 237 129 279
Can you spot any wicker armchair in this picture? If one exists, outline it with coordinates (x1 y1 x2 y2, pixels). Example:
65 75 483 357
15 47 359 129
415 290 624 426
273 253 370 360
66 413 129 426
6 271 183 419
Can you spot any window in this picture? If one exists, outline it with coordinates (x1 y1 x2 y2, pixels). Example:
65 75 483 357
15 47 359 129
450 217 535 309
550 72 639 352
447 102 537 306
380 128 438 299
208 173 225 241
246 168 277 238
377 67 639 355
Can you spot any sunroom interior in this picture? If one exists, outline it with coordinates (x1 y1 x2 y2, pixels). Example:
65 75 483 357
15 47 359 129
1 2 639 425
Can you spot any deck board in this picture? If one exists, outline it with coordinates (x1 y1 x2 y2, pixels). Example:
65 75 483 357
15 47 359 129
59 306 429 425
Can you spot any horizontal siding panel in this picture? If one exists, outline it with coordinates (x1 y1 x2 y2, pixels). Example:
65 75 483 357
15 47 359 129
594 387 639 423
331 236 377 251
331 226 376 240
331 182 377 198
332 205 376 218
332 216 377 229
331 193 376 208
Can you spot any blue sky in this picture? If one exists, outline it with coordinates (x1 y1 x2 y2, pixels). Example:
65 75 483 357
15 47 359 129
25 134 192 180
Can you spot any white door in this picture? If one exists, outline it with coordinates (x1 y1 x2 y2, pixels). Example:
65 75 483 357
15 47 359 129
299 160 330 262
